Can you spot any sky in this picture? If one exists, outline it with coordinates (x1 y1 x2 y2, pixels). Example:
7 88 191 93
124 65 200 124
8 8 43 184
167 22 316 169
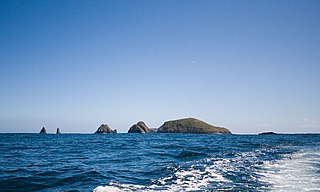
1 0 320 133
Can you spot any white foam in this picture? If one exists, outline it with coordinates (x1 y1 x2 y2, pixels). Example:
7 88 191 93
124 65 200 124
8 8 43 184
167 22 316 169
94 149 320 191
93 182 149 192
93 186 121 192
160 164 230 191
93 162 230 192
260 151 320 192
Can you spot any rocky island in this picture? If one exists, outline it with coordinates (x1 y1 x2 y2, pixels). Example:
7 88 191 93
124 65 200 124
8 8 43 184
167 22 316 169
157 118 231 134
128 121 150 133
39 127 47 134
128 121 157 133
94 124 117 134
259 132 276 135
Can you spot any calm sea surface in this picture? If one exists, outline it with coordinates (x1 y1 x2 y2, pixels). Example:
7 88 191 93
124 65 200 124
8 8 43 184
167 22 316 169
0 133 319 192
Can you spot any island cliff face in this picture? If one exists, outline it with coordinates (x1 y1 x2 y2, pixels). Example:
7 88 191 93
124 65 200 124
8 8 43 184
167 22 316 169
157 118 231 134
128 121 156 133
94 124 117 134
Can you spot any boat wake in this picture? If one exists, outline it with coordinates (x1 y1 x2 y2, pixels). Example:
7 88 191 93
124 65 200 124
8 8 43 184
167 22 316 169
93 162 230 192
260 149 320 191
93 149 272 192
93 140 320 192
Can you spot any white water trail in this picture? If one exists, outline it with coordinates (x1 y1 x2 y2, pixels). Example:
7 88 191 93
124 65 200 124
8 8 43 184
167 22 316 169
93 162 230 192
260 150 320 192
94 148 320 192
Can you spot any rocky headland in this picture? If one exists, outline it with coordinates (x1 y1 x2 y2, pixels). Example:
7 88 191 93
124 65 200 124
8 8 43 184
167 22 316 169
157 118 231 134
94 124 117 134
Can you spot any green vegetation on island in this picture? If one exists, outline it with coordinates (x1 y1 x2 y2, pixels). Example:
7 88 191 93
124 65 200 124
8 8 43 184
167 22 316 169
157 118 231 134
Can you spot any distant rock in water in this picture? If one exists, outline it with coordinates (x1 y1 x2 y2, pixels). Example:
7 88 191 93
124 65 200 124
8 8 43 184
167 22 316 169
56 128 61 134
128 121 152 133
94 124 117 134
39 127 47 134
259 132 276 135
157 118 231 134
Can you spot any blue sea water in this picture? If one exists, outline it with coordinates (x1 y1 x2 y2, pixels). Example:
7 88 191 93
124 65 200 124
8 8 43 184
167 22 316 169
0 133 319 192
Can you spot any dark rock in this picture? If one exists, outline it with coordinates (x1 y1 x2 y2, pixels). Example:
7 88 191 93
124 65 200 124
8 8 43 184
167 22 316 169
259 132 276 135
128 121 151 133
157 118 231 134
94 124 117 134
39 127 47 134
56 128 61 134
149 128 158 133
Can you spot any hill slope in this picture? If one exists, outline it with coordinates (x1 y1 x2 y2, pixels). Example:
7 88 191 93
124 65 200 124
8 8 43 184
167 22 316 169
157 118 231 134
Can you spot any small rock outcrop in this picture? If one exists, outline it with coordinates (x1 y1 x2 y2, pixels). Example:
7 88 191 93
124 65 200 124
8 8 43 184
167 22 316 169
157 118 231 134
56 128 61 134
259 132 276 135
39 127 47 134
128 121 152 133
94 124 117 134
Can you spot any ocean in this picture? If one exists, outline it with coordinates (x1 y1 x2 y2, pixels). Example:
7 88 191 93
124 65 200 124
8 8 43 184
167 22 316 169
0 133 319 192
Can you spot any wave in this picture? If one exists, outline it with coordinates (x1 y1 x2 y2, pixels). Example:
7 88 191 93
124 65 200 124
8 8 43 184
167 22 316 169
93 166 229 192
93 145 320 192
175 150 206 159
93 149 273 191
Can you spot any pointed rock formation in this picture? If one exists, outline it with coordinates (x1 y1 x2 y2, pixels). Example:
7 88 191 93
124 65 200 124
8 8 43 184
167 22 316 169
94 124 117 134
39 127 47 134
157 118 231 134
56 128 61 134
128 121 152 133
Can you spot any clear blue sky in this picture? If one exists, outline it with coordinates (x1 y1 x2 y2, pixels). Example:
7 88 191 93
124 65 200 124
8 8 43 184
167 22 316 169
1 0 320 133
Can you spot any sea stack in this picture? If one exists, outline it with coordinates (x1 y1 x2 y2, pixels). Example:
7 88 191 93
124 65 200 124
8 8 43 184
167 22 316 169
56 128 61 134
94 124 117 134
39 127 47 134
128 121 152 133
157 118 231 134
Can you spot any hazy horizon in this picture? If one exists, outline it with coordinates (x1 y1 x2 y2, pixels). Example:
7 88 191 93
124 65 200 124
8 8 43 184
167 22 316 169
1 0 320 134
